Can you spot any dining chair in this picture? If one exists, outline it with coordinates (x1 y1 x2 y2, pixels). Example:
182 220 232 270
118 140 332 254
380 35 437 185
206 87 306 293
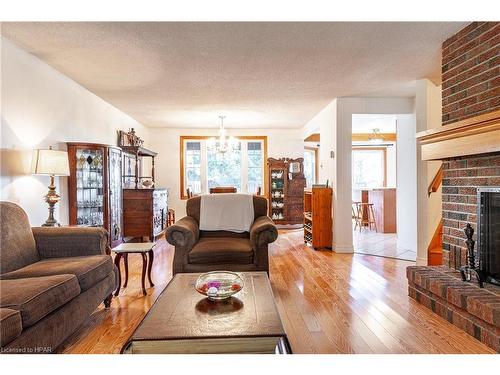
209 187 237 194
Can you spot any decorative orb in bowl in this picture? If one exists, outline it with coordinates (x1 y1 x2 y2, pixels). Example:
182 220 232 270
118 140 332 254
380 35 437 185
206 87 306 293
195 271 244 301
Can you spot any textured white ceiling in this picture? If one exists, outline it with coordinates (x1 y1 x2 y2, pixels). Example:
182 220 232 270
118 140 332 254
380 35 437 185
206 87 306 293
352 114 397 133
1 22 466 129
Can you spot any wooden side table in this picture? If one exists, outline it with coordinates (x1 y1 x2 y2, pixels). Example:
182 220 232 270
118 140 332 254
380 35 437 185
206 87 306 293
112 242 156 296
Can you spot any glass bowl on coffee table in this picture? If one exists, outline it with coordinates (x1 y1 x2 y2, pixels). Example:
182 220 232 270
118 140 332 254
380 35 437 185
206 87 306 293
195 271 244 300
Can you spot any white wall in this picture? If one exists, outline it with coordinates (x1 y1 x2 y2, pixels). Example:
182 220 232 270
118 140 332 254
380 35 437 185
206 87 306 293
148 127 304 217
302 100 337 185
415 79 443 265
386 143 397 187
1 37 149 226
396 115 418 252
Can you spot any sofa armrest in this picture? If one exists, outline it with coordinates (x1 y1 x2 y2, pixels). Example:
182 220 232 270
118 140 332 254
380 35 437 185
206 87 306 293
250 216 278 249
165 216 199 248
32 227 109 259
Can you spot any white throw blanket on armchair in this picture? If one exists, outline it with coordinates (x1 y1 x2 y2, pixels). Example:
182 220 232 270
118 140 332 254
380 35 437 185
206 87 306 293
199 193 255 233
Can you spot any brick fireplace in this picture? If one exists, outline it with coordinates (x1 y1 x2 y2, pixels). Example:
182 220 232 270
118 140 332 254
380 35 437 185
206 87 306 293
409 22 500 353
442 153 500 269
440 21 500 270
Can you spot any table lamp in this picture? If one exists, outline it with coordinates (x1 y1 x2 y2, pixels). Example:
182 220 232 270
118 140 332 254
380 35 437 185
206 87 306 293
31 146 70 227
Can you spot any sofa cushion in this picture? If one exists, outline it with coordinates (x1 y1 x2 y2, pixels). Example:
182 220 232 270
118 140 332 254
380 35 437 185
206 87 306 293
0 275 80 328
0 255 113 292
0 202 39 274
0 308 22 346
189 237 254 264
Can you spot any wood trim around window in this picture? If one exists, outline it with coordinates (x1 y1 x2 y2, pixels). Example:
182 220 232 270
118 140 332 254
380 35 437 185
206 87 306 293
352 146 388 188
179 135 268 199
304 146 319 184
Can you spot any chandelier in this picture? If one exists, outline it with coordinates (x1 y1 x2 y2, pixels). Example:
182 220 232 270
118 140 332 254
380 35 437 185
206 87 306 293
216 115 228 154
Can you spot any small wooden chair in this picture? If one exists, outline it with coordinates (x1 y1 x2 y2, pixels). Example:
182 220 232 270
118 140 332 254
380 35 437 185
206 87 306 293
186 188 194 198
352 201 362 230
355 202 378 232
167 208 176 226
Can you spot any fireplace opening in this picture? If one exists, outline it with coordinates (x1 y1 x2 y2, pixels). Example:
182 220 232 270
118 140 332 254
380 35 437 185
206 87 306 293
477 187 500 286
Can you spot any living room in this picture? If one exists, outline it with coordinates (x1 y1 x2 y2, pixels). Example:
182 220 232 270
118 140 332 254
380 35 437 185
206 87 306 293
1 1 499 373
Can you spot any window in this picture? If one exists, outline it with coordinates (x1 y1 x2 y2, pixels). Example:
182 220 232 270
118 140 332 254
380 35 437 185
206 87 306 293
207 141 242 191
247 142 263 195
181 136 267 198
304 148 317 188
352 147 386 189
185 142 202 194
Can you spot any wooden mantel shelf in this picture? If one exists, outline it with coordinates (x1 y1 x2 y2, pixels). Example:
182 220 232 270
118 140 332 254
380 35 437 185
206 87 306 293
416 109 500 161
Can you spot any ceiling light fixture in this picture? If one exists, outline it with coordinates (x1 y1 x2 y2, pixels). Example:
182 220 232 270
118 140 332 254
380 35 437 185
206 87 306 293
217 115 228 154
209 115 236 155
368 128 384 144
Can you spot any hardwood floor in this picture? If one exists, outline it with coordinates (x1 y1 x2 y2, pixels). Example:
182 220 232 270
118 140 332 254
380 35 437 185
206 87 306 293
353 227 417 261
59 229 494 354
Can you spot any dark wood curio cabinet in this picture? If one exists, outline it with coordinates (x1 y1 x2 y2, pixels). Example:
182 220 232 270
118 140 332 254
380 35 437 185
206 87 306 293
267 157 306 225
67 142 123 248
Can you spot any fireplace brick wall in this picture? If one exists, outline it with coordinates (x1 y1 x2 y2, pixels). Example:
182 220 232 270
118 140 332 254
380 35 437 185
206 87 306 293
442 22 499 125
442 153 500 268
440 22 500 268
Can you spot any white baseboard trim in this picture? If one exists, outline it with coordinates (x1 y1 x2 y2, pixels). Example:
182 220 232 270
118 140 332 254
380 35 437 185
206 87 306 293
333 245 354 253
416 256 428 266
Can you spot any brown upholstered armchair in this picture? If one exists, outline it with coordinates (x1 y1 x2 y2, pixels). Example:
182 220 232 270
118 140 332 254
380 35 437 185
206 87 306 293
165 195 278 275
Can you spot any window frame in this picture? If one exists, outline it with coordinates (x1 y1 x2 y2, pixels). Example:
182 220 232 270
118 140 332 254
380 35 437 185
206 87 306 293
180 135 268 199
351 146 387 189
304 146 318 187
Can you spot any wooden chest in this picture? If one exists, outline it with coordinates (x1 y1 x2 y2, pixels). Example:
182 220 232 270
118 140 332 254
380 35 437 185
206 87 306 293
123 188 168 241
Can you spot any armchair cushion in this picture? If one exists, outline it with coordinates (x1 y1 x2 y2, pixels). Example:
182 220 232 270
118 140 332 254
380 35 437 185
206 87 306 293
189 237 253 264
32 227 108 258
0 308 22 346
166 216 199 248
250 216 279 249
0 255 113 292
0 275 80 328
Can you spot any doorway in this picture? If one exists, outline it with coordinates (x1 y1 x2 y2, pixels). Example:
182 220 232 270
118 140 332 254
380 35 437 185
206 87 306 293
351 114 416 261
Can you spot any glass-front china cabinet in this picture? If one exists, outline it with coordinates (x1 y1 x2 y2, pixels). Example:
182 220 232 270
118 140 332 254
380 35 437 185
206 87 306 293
67 143 123 247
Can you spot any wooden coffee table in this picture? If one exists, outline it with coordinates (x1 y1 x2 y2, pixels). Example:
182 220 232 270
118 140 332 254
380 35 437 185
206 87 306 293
121 272 291 354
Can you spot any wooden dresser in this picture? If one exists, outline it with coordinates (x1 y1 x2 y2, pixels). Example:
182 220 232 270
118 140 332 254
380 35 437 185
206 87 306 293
303 187 333 249
123 188 168 241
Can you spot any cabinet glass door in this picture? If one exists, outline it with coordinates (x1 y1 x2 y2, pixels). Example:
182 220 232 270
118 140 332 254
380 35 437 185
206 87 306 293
75 148 104 226
109 148 123 245
270 168 286 221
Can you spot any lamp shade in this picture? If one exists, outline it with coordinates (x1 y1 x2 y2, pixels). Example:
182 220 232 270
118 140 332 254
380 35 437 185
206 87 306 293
31 149 70 176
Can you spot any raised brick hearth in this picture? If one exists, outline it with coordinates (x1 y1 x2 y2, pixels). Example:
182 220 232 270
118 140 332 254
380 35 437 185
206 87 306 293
407 266 500 352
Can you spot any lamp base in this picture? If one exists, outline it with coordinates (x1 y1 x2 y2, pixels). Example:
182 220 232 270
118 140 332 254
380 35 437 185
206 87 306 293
42 218 61 227
43 175 62 227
